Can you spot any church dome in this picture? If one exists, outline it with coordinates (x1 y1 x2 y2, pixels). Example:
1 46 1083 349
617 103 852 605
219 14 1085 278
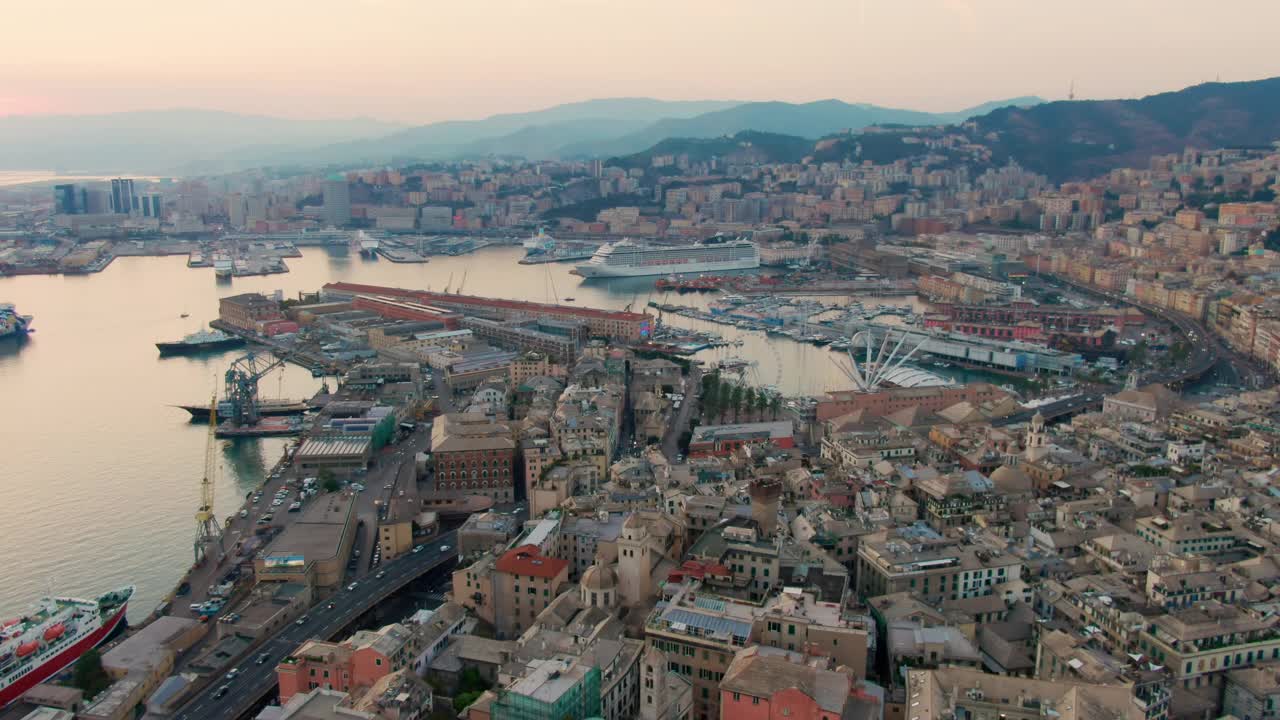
581 564 618 592
990 464 1031 492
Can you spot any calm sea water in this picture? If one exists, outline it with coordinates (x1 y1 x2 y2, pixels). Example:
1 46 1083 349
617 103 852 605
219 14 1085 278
0 171 160 188
0 246 952 619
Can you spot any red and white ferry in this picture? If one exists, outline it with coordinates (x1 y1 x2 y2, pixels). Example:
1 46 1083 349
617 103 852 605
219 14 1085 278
0 585 133 708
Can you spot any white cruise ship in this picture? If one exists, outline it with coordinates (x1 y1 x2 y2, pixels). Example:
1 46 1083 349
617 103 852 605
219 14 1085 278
573 238 759 278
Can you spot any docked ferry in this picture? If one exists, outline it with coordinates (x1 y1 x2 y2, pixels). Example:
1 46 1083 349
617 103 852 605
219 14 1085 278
0 586 133 708
573 237 759 278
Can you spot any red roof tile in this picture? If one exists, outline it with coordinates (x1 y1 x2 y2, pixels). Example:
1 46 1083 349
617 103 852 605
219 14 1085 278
495 544 568 579
325 282 650 323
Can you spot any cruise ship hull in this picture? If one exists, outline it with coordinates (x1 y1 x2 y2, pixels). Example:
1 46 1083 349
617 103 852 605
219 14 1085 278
0 594 130 709
156 337 246 356
179 399 312 420
574 257 759 278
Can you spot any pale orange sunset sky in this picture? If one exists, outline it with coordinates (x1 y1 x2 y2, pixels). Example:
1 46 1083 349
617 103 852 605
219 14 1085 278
2 0 1278 123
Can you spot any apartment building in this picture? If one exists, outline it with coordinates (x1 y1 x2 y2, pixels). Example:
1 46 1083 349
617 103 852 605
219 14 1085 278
1134 514 1238 555
855 536 1023 602
1139 602 1280 690
719 646 875 720
644 581 754 720
431 413 516 503
277 623 422 703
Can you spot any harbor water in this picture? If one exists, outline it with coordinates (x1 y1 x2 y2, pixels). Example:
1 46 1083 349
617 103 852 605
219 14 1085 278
0 245 984 619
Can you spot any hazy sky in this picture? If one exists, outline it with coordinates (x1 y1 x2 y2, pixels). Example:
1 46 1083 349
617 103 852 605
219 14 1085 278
3 0 1278 124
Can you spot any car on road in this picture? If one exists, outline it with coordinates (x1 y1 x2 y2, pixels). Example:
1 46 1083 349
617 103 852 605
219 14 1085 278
239 509 249 518
384 483 393 490
255 652 271 665
376 570 386 579
295 615 308 626
226 667 240 680
347 582 358 590
327 602 336 610
412 545 424 553
439 544 451 552
213 685 230 699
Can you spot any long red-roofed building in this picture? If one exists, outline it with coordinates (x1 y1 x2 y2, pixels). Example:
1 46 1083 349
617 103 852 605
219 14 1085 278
323 281 654 341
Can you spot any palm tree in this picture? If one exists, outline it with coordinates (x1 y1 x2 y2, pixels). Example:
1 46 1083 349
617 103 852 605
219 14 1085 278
703 382 720 424
730 384 744 422
744 386 757 421
770 394 782 420
755 391 769 420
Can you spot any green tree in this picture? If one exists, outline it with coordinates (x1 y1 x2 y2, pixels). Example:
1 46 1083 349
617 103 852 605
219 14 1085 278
1129 339 1148 367
755 391 769 420
459 667 490 694
743 386 757 421
770 394 782 420
319 469 339 493
74 649 111 699
730 384 744 422
711 377 729 423
701 379 719 423
453 692 483 713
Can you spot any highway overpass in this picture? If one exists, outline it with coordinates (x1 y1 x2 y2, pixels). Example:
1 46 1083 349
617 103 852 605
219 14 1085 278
174 531 459 720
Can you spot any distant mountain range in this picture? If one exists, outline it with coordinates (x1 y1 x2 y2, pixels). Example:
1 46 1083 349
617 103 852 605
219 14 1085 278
560 97 1043 159
609 131 817 169
973 77 1280 180
11 80 1274 180
316 96 1042 165
0 96 1040 175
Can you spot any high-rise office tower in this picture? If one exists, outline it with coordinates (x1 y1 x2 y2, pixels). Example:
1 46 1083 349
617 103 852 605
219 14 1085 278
140 193 164 218
110 178 137 214
227 193 247 228
54 184 86 215
323 174 351 227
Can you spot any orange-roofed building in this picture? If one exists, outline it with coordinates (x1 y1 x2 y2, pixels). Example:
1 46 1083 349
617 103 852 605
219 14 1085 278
465 544 569 639
276 622 419 704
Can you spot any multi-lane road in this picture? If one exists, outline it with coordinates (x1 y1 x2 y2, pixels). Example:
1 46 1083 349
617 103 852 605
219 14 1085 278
175 531 458 720
995 276 1227 426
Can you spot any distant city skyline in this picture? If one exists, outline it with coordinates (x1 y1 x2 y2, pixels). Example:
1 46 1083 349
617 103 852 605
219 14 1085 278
2 0 1278 124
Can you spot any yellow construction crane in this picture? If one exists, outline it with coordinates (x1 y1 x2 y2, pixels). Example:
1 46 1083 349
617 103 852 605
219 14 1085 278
194 394 224 564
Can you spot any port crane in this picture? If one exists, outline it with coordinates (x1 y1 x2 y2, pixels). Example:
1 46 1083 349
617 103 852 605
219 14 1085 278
223 351 288 426
194 395 223 564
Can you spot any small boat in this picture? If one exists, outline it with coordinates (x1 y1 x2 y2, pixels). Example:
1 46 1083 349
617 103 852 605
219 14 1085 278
180 313 190 319
562 297 575 302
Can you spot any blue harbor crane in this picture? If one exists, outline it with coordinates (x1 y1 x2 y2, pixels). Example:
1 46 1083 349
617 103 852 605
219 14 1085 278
222 351 288 426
